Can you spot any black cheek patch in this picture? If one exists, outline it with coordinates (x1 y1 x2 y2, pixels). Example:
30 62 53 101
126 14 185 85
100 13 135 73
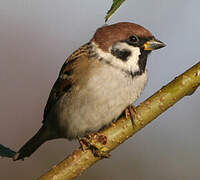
111 48 131 61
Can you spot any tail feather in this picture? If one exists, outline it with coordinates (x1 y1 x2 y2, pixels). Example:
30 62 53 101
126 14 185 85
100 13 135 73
13 125 54 161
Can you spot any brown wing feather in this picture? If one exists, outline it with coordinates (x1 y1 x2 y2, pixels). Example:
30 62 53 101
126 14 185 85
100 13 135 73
43 43 90 122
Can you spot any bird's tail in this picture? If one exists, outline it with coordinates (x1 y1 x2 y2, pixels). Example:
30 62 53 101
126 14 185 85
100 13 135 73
13 125 55 161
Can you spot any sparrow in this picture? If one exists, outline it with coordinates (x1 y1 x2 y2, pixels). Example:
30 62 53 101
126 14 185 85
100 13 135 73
13 22 165 161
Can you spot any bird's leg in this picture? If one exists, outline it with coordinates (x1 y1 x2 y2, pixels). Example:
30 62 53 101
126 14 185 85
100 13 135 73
125 105 137 125
78 133 110 158
78 136 88 151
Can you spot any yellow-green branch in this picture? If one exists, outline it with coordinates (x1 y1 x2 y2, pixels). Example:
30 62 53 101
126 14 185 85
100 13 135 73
38 61 200 180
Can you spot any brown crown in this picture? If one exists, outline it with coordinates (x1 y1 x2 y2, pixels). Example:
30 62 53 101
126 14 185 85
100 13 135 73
91 22 153 52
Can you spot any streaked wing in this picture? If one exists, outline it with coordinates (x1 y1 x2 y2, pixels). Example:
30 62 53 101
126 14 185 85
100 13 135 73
43 43 90 122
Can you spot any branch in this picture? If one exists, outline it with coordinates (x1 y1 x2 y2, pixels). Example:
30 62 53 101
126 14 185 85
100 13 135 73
38 61 200 180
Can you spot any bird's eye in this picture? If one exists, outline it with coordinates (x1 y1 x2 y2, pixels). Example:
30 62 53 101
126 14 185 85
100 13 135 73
129 35 139 43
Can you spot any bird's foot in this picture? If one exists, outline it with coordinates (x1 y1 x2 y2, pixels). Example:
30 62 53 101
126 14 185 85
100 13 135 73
78 137 88 152
125 105 136 125
78 133 110 158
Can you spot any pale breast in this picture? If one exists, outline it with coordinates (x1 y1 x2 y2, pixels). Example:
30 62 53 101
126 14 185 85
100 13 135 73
55 63 148 139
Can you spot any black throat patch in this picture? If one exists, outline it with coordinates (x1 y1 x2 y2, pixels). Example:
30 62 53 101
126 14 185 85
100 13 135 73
127 49 151 78
138 49 151 74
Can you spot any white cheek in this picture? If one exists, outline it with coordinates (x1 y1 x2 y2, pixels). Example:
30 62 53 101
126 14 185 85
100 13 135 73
91 42 141 74
112 42 141 72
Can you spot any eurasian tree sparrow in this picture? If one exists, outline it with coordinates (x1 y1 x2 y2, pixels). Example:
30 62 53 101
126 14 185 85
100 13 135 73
13 22 165 160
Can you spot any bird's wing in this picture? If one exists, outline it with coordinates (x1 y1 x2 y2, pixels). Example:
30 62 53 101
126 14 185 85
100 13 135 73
43 43 90 122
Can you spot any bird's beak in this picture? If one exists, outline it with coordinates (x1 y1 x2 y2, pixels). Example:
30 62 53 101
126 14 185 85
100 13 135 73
143 39 166 51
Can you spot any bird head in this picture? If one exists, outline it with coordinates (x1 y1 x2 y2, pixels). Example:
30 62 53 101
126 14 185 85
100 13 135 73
91 22 166 76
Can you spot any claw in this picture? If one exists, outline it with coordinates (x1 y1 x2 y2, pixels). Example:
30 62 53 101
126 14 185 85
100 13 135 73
78 133 110 158
125 105 136 125
78 137 88 151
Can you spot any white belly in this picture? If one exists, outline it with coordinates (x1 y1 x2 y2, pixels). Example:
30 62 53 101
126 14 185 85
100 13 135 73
55 64 148 139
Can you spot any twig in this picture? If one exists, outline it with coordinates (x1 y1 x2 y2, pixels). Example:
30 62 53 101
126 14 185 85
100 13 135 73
38 61 200 180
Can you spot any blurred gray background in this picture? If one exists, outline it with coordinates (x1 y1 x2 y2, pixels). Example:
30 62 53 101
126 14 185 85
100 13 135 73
0 0 199 179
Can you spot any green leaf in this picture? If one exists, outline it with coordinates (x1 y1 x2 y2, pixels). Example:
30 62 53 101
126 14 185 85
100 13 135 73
105 0 125 22
0 144 16 158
